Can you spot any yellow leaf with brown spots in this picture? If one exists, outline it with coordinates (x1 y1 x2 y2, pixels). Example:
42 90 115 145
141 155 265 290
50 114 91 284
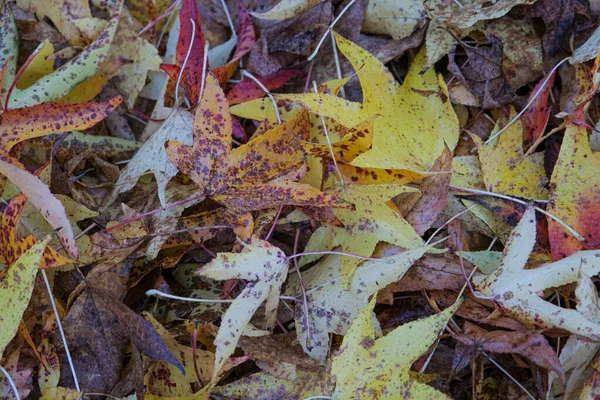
267 33 459 172
331 295 460 399
302 184 423 285
471 108 548 200
0 236 50 357
0 193 73 269
40 387 83 399
298 116 375 163
195 237 289 377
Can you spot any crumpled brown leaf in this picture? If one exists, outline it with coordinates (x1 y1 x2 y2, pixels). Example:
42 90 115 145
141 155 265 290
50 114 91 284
448 35 515 109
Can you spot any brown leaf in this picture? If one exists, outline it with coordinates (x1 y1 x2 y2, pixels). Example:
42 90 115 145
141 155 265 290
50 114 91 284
454 322 566 382
397 146 452 235
448 35 515 109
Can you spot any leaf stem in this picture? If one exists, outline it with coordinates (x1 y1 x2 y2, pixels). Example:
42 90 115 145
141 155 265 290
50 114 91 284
485 58 569 144
449 185 585 241
41 269 80 392
174 18 197 109
293 228 312 346
146 289 235 303
241 70 282 124
307 0 358 61
0 364 20 400
138 0 182 36
287 250 391 262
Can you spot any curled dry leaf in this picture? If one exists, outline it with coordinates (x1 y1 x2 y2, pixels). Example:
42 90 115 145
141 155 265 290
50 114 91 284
453 322 565 381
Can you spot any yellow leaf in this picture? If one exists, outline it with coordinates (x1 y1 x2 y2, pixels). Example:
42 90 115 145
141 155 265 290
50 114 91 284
331 295 460 399
363 0 426 40
471 108 548 200
17 0 92 46
250 0 321 20
15 40 54 89
302 184 423 285
40 387 83 399
268 34 459 172
0 236 51 357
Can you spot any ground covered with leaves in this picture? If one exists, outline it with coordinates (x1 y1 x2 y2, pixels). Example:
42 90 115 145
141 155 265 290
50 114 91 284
3 0 600 398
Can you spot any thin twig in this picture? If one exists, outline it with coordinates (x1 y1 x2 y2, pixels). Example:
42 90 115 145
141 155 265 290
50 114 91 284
293 228 312 347
0 364 20 400
146 289 235 303
312 80 344 189
41 269 80 392
307 0 358 61
449 185 585 241
485 58 569 144
138 0 182 36
242 70 282 124
330 31 346 99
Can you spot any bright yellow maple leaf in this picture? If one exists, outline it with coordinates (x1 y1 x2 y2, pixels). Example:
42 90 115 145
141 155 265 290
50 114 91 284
302 184 423 285
471 108 548 200
269 33 459 172
331 295 460 399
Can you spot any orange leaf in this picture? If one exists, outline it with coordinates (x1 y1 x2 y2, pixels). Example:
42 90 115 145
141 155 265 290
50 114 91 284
0 95 122 154
299 116 375 163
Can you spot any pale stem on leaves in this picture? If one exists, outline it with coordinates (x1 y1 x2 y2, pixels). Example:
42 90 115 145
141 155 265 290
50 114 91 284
197 40 210 105
174 18 197 112
330 31 346 99
307 0 358 62
241 70 282 124
138 0 182 36
293 228 312 346
218 0 236 38
41 269 81 392
0 364 20 400
312 80 345 190
485 58 569 144
449 185 585 241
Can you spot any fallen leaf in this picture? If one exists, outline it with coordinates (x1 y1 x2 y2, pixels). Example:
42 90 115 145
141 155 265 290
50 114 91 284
302 183 423 285
226 69 304 106
473 206 600 339
287 245 431 360
524 0 590 56
470 108 548 200
331 295 461 399
0 237 50 357
196 237 289 376
276 33 459 172
547 122 600 260
453 322 565 381
447 35 515 109
362 0 426 40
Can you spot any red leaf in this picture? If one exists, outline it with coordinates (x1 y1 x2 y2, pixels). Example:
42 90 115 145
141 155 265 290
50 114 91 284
226 69 304 105
522 71 555 145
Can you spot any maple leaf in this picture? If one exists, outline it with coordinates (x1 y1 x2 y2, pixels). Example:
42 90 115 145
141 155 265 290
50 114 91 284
473 206 600 339
547 122 600 259
196 237 289 377
453 322 565 381
0 236 51 357
524 0 589 56
271 33 459 172
302 183 423 285
214 370 335 399
470 108 548 200
550 270 600 398
331 295 461 399
287 246 432 360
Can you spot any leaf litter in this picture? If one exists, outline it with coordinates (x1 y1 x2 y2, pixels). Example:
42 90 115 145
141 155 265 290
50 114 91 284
3 0 600 398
